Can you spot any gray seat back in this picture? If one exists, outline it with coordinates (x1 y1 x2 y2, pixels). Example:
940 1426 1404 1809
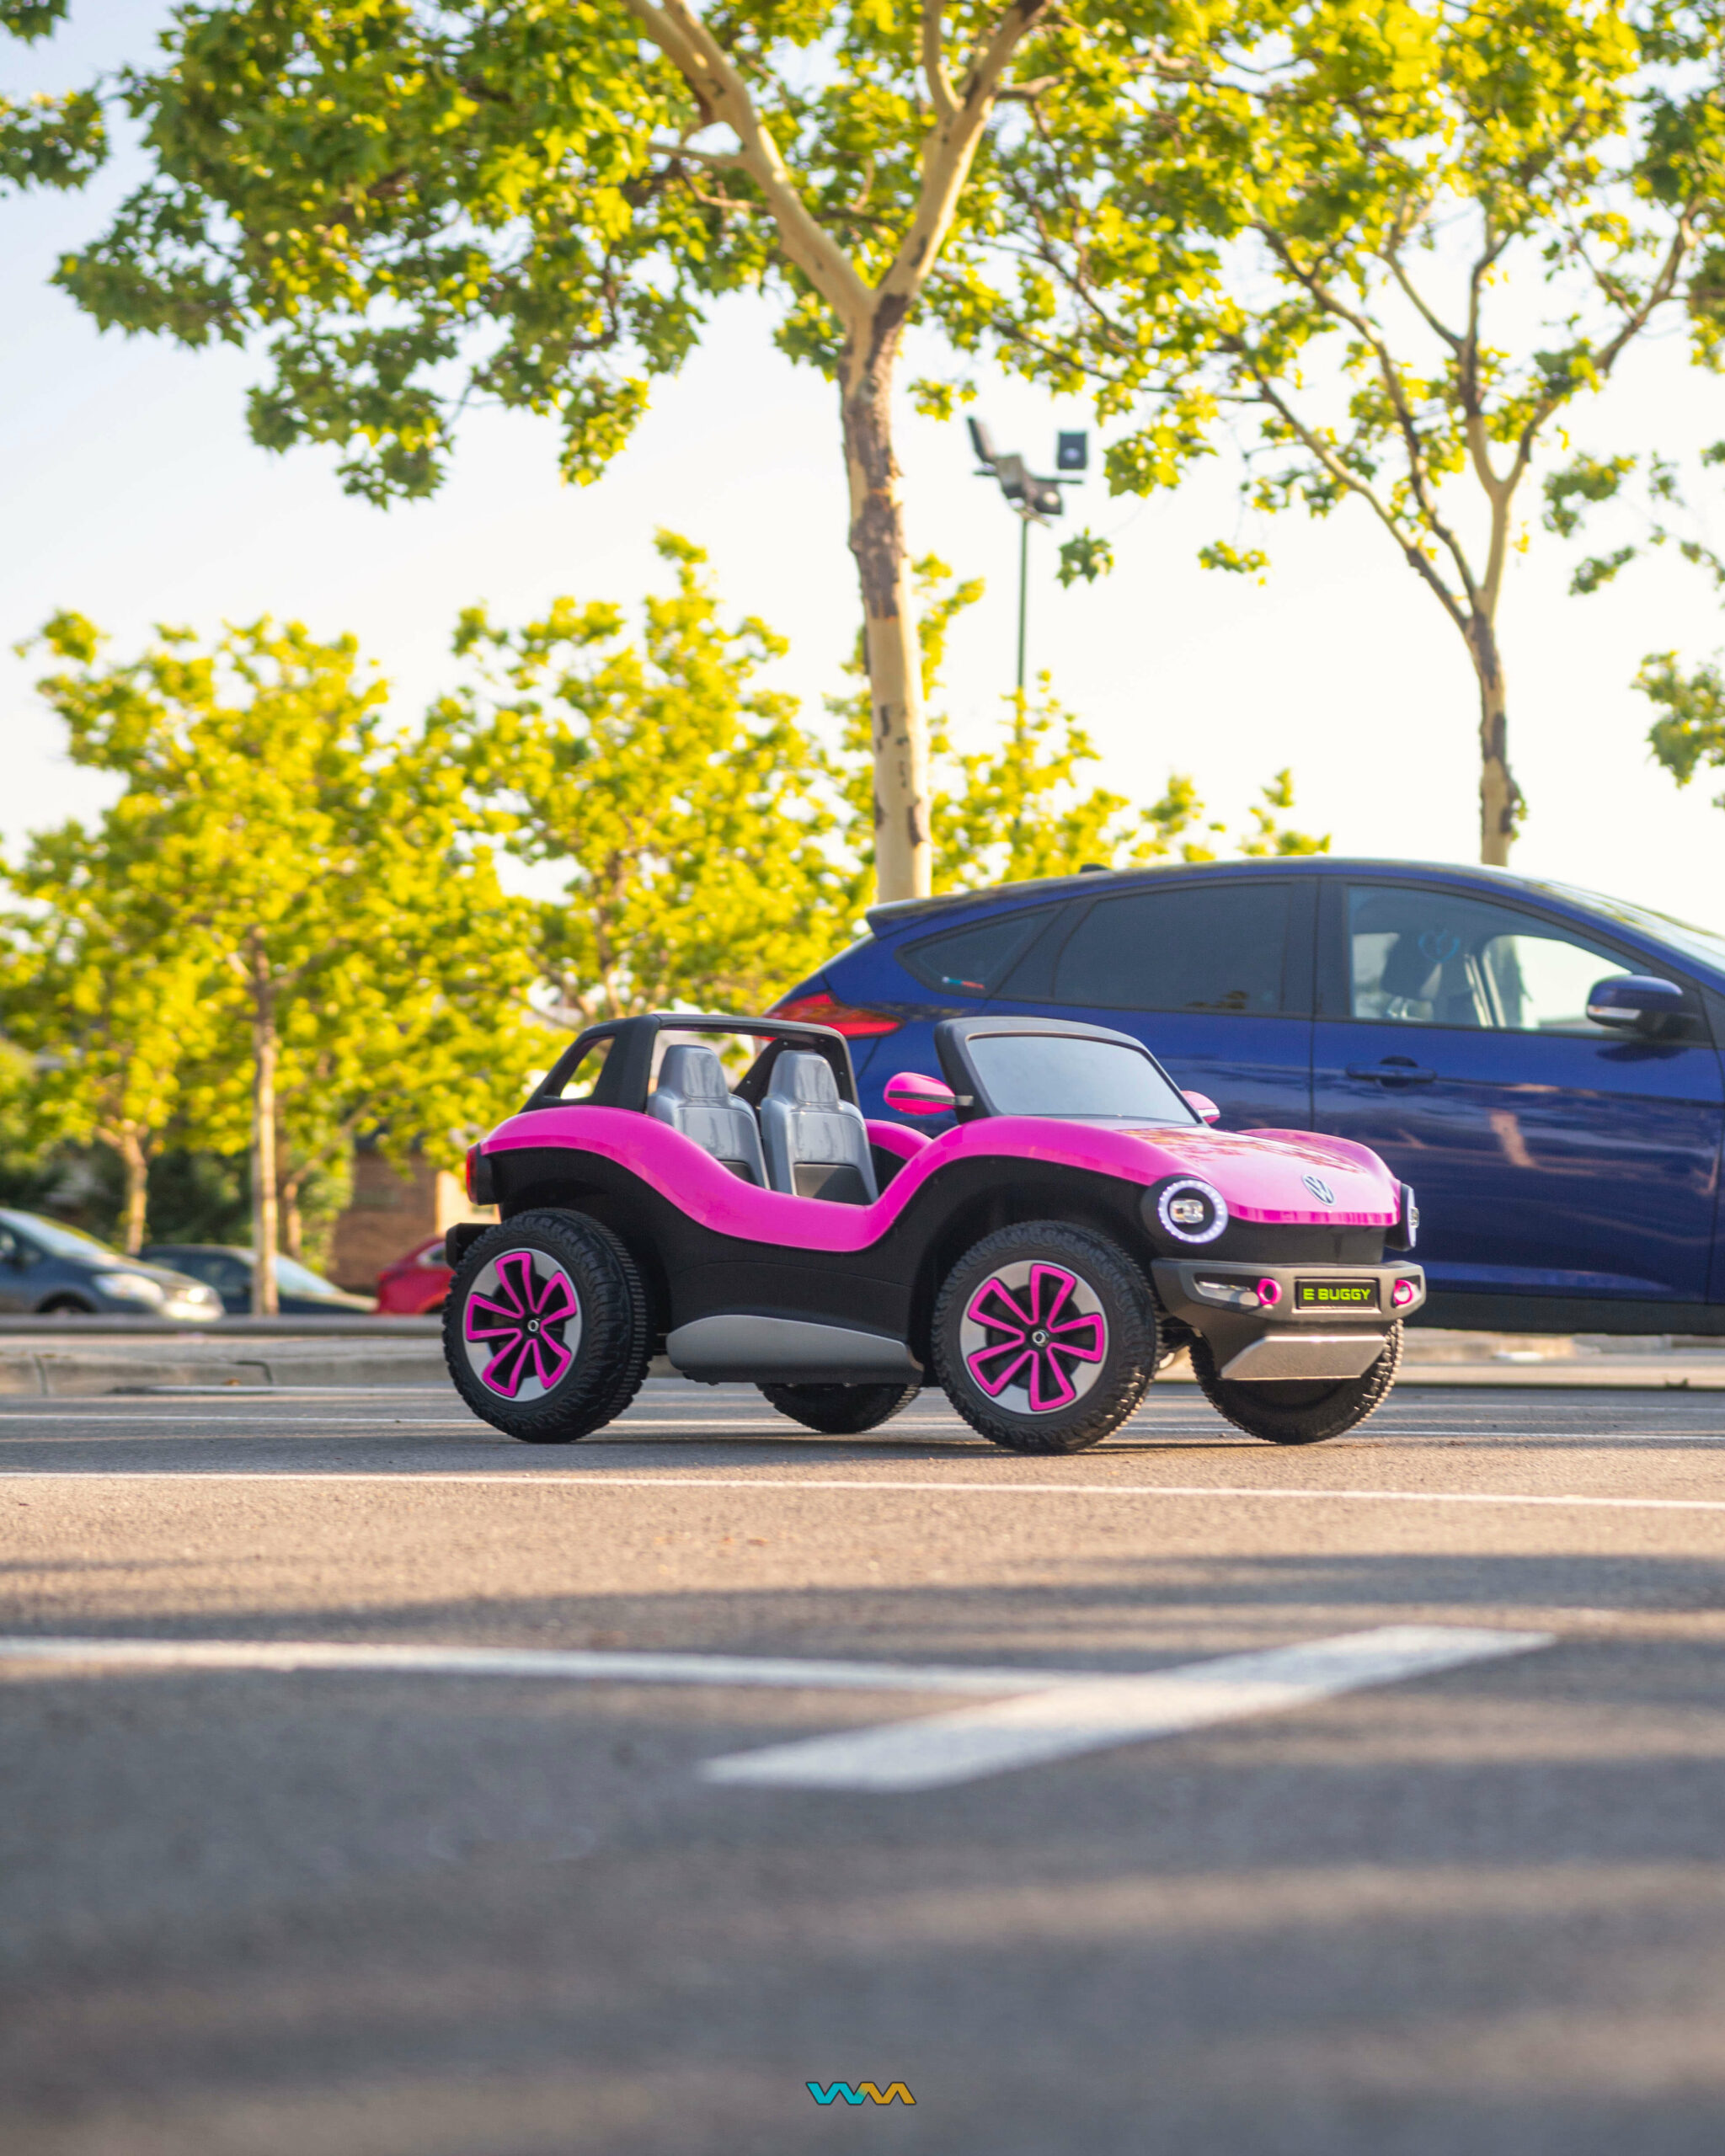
647 1044 766 1186
760 1052 879 1205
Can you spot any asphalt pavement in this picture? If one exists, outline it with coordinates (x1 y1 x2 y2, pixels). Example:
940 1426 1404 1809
6 1376 1725 2153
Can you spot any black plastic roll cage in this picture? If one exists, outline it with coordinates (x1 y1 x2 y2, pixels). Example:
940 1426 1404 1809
525 1012 860 1115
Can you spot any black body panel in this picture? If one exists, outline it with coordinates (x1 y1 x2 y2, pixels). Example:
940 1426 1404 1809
490 1143 1388 1359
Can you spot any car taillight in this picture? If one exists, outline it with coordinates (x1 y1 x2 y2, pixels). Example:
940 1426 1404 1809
768 990 902 1038
464 1143 481 1203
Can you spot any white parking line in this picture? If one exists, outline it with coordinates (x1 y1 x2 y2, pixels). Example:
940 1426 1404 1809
5 1470 1725 1513
0 1636 1099 1695
702 1625 1553 1791
0 1625 1553 1792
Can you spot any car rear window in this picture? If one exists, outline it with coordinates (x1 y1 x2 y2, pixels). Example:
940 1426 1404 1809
900 907 1057 996
1052 883 1292 1013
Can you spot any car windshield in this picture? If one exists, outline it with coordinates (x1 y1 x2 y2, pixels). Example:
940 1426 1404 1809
3 1214 122 1262
1543 881 1725 975
968 1034 1197 1123
274 1257 346 1297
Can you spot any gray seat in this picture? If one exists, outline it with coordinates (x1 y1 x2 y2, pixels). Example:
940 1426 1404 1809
647 1044 766 1185
760 1052 878 1205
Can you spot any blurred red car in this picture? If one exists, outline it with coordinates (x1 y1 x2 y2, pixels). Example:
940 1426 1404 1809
375 1234 453 1315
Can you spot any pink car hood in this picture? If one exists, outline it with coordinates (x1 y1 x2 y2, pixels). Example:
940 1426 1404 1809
483 1107 1398 1254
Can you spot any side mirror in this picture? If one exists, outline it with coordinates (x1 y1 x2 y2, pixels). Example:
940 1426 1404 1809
1183 1091 1221 1124
1586 974 1685 1033
884 1070 957 1118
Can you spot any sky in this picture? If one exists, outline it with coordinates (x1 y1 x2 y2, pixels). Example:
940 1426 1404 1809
4 3 1725 931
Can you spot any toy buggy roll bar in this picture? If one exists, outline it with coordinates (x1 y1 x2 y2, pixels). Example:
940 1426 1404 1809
524 1012 861 1116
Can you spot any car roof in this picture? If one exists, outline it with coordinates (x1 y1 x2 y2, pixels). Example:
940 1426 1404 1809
866 856 1594 933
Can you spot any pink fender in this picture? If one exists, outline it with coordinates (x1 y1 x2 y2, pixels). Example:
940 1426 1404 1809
482 1106 1397 1251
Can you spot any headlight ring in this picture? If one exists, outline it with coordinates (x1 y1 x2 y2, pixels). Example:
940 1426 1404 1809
1150 1176 1229 1246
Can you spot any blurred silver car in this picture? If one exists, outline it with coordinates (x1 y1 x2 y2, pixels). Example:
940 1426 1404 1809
0 1211 223 1320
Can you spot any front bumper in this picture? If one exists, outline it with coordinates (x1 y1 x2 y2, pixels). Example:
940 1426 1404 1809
1151 1259 1425 1385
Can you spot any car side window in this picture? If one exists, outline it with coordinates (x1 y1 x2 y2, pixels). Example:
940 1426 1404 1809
1050 883 1293 1014
900 907 1057 996
1345 885 1669 1034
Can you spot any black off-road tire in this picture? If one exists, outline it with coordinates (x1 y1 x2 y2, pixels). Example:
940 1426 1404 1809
932 1220 1157 1454
1190 1323 1402 1444
444 1209 649 1443
756 1381 921 1434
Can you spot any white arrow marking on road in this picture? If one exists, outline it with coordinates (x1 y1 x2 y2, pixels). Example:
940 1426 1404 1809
700 1625 1553 1791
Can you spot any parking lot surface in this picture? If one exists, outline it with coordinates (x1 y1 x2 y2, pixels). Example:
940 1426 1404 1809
5 1376 1725 2153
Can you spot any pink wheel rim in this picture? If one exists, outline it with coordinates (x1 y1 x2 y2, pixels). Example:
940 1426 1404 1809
959 1261 1108 1415
462 1248 581 1400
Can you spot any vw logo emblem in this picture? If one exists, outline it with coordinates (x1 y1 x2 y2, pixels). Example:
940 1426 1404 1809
1302 1173 1335 1205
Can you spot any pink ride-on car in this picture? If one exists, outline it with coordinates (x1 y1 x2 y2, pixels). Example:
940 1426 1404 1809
444 1014 1424 1453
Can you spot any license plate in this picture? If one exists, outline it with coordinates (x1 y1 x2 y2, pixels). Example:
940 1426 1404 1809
1295 1278 1380 1310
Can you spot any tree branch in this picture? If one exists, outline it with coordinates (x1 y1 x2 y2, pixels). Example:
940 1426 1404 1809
619 0 871 330
879 0 1055 318
921 0 959 125
1381 246 1461 353
1262 232 1481 611
1238 348 1469 637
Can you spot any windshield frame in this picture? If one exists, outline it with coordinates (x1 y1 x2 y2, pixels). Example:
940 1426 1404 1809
939 1018 1200 1127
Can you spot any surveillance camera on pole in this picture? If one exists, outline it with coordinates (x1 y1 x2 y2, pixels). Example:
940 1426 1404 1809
968 417 1087 694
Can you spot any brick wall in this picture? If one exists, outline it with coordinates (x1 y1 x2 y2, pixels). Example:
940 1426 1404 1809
328 1151 495 1293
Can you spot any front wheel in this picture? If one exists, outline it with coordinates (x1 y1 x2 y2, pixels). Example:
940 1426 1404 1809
757 1382 920 1434
1190 1324 1402 1444
932 1221 1157 1454
444 1210 649 1443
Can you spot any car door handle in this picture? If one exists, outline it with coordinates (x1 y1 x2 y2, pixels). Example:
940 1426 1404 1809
1346 1062 1437 1084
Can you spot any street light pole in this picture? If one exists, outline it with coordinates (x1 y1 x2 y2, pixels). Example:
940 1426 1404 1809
968 418 1087 704
1017 511 1029 700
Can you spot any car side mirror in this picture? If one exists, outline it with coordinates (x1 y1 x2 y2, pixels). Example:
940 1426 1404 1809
1586 974 1685 1034
1182 1091 1221 1124
884 1070 958 1117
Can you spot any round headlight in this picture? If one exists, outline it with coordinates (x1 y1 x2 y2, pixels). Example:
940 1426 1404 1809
1153 1177 1229 1246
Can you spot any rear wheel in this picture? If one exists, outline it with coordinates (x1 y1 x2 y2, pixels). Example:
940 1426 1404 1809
1190 1324 1402 1444
444 1210 649 1443
757 1382 920 1434
38 1295 94 1315
932 1221 1156 1454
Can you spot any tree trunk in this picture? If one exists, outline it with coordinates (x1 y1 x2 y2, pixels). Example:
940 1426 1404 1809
842 312 932 903
249 965 279 1317
117 1128 149 1256
1467 611 1522 867
280 1167 303 1266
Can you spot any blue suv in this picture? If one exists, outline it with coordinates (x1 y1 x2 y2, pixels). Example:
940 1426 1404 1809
772 858 1725 1337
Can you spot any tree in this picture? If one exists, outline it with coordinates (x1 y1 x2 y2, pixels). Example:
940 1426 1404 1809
978 0 1725 864
59 0 1238 904
831 555 1330 888
0 814 211 1252
450 531 853 1022
23 612 545 1310
2 2 104 195
1633 645 1725 803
